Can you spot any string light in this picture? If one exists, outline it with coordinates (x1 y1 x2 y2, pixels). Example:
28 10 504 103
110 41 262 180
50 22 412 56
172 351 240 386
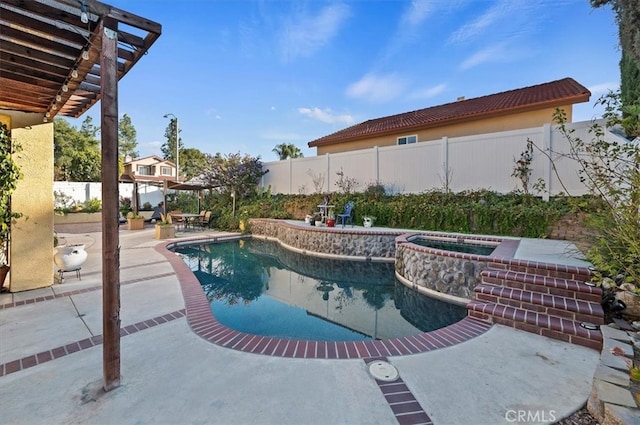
52 102 57 110
80 1 89 23
43 117 48 122
45 111 51 118
56 94 62 102
71 67 78 79
82 49 90 60
62 82 69 92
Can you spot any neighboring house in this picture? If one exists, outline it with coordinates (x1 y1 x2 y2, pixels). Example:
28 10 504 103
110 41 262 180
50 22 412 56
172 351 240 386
120 155 179 185
308 78 591 155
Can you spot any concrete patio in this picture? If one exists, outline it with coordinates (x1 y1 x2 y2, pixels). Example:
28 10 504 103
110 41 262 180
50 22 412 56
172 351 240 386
0 224 599 424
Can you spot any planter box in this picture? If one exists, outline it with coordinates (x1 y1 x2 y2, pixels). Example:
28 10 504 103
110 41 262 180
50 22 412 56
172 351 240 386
127 218 145 230
154 224 176 239
54 212 102 225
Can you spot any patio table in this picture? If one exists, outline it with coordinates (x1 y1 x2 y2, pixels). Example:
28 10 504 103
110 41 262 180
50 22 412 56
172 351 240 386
171 213 202 230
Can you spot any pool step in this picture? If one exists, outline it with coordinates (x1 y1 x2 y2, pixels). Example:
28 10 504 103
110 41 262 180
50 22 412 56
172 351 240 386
480 269 602 303
466 300 603 350
473 283 604 325
467 268 604 350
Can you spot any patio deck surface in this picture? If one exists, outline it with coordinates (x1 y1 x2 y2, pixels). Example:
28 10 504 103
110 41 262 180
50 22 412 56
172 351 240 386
0 222 598 425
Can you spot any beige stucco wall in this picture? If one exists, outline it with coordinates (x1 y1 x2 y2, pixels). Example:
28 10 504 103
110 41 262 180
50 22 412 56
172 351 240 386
9 120 55 292
316 105 573 155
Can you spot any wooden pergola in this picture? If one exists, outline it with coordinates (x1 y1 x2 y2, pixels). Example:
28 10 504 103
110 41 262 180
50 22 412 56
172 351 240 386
0 0 161 391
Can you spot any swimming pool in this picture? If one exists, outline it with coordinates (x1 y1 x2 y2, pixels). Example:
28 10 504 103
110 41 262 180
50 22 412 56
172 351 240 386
173 238 466 341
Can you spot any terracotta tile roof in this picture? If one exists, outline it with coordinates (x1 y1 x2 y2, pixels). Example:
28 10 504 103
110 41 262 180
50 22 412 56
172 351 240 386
308 78 590 148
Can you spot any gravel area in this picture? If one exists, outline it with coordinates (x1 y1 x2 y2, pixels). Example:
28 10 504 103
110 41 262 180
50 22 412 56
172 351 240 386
556 406 599 424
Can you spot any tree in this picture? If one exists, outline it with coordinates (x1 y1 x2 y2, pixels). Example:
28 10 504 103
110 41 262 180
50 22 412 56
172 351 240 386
0 122 23 264
179 147 207 180
54 117 101 181
118 113 138 159
201 152 267 198
272 143 303 160
553 107 640 291
591 0 640 106
161 118 182 164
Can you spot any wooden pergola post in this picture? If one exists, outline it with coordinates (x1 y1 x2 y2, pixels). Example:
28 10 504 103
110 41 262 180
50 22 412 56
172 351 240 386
100 16 121 392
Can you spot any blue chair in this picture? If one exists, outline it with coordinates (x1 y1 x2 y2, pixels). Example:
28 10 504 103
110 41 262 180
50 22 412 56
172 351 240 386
336 201 354 228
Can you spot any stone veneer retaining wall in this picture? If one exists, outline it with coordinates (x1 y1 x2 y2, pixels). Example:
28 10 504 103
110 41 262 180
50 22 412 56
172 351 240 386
395 233 507 301
248 219 401 261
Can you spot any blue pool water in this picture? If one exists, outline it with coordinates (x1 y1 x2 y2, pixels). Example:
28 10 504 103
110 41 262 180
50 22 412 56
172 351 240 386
410 237 496 256
174 238 466 341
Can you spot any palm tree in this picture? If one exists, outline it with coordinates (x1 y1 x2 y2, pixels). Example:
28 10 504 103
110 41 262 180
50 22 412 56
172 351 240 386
272 143 303 160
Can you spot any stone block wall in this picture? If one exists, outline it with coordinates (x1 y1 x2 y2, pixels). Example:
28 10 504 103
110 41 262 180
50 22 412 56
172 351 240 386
396 243 488 300
249 219 400 260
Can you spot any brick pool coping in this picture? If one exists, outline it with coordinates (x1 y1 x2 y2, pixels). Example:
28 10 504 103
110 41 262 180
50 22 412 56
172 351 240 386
158 236 492 359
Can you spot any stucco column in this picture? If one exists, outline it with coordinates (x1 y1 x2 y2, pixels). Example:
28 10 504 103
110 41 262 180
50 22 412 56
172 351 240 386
10 122 54 292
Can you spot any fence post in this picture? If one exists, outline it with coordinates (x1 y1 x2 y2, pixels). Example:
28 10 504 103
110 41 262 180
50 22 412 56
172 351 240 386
374 145 379 184
441 136 449 192
542 123 552 201
288 157 293 195
326 153 331 193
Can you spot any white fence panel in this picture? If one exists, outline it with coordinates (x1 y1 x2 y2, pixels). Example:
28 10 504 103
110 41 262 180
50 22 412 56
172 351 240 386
260 120 606 197
378 141 442 193
447 128 542 193
53 182 164 207
327 149 376 193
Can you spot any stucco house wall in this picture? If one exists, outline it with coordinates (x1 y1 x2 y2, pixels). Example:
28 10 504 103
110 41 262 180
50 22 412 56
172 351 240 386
2 112 54 292
316 104 573 155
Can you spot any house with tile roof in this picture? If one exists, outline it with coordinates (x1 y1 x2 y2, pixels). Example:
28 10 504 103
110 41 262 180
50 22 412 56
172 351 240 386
308 78 591 155
120 155 178 185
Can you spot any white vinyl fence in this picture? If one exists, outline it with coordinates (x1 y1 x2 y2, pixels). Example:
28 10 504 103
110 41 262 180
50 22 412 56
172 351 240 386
53 181 164 208
261 120 623 199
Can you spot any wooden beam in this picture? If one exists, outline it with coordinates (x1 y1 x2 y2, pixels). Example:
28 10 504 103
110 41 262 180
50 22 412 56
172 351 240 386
100 16 121 392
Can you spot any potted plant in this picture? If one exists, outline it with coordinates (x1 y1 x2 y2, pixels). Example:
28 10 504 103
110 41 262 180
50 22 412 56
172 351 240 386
363 216 375 228
0 122 23 291
154 213 175 239
326 209 336 227
126 211 145 230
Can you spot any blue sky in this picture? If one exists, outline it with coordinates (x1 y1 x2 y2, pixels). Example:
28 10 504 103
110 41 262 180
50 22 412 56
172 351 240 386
73 0 621 162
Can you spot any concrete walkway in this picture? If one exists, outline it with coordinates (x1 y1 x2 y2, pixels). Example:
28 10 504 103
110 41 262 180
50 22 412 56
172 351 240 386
0 224 599 425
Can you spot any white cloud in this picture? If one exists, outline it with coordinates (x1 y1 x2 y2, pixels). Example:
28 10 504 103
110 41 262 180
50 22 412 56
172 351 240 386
401 0 432 28
411 83 447 99
448 0 535 45
205 108 222 120
298 107 354 125
459 43 508 70
588 81 619 96
346 73 407 103
280 4 350 61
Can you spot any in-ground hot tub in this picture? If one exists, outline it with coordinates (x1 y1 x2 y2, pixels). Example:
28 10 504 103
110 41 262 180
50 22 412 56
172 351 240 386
395 233 505 303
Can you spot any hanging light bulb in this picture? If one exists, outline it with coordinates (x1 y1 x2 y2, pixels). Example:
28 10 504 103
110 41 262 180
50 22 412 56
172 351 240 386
82 49 90 60
52 102 57 110
45 111 51 118
56 94 62 102
80 1 89 24
62 82 69 92
43 117 48 123
71 67 78 79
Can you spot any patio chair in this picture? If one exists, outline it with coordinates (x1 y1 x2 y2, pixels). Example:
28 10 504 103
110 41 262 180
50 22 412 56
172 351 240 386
336 201 354 228
200 211 212 228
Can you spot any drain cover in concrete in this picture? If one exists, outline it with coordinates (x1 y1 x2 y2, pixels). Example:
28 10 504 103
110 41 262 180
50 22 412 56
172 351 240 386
368 361 399 382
